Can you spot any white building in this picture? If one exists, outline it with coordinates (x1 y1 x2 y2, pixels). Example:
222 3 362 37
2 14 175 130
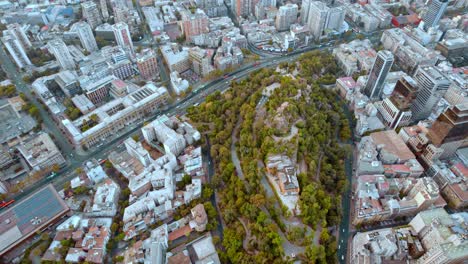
17 133 66 171
47 38 75 70
89 179 120 217
81 1 102 29
409 208 468 264
142 115 201 156
73 21 98 53
305 1 344 39
170 71 190 95
1 33 32 69
113 22 134 55
5 23 31 50
275 3 298 32
62 83 169 148
160 44 190 73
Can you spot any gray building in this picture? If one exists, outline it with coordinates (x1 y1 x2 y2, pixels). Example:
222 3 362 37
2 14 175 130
411 66 450 121
423 0 448 30
363 50 394 100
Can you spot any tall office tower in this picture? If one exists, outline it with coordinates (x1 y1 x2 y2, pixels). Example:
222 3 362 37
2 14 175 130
275 3 298 31
74 21 98 52
376 76 418 129
363 50 394 100
47 39 75 70
301 0 311 25
181 9 209 41
6 23 32 50
423 0 448 30
100 0 109 19
307 1 329 40
136 48 159 80
326 6 345 31
81 1 102 29
112 22 134 55
411 66 450 121
1 34 32 68
232 0 253 17
427 103 468 158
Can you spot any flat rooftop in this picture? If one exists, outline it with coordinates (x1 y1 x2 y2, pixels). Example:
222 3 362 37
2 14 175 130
0 99 36 144
370 130 415 162
0 184 69 255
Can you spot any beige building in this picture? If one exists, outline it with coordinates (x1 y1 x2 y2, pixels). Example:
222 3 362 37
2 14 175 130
62 83 169 148
17 133 66 171
410 208 468 264
160 44 190 73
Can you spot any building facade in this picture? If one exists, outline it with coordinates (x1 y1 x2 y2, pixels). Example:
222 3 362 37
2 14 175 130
47 38 75 70
411 66 450 121
81 1 102 29
74 21 99 53
112 22 134 55
275 4 298 32
136 48 159 80
423 0 448 30
363 50 394 100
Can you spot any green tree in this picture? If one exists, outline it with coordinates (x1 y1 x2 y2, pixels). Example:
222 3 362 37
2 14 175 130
202 186 213 200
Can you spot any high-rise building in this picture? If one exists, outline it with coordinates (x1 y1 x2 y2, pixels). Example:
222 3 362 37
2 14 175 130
376 76 418 129
307 1 329 40
81 1 102 29
301 0 311 25
6 23 32 50
304 2 344 39
136 48 159 80
423 0 448 30
47 39 75 70
275 3 298 31
411 66 450 121
427 103 468 158
112 22 134 55
74 21 98 52
232 0 253 17
326 6 345 31
100 0 109 19
363 50 394 100
1 33 32 68
181 9 209 41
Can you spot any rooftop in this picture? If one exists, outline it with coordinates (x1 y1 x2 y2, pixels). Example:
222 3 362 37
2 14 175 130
0 184 69 255
370 130 415 163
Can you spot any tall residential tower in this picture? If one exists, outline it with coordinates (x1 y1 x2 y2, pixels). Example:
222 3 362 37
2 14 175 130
112 22 134 55
47 39 75 70
73 21 98 53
